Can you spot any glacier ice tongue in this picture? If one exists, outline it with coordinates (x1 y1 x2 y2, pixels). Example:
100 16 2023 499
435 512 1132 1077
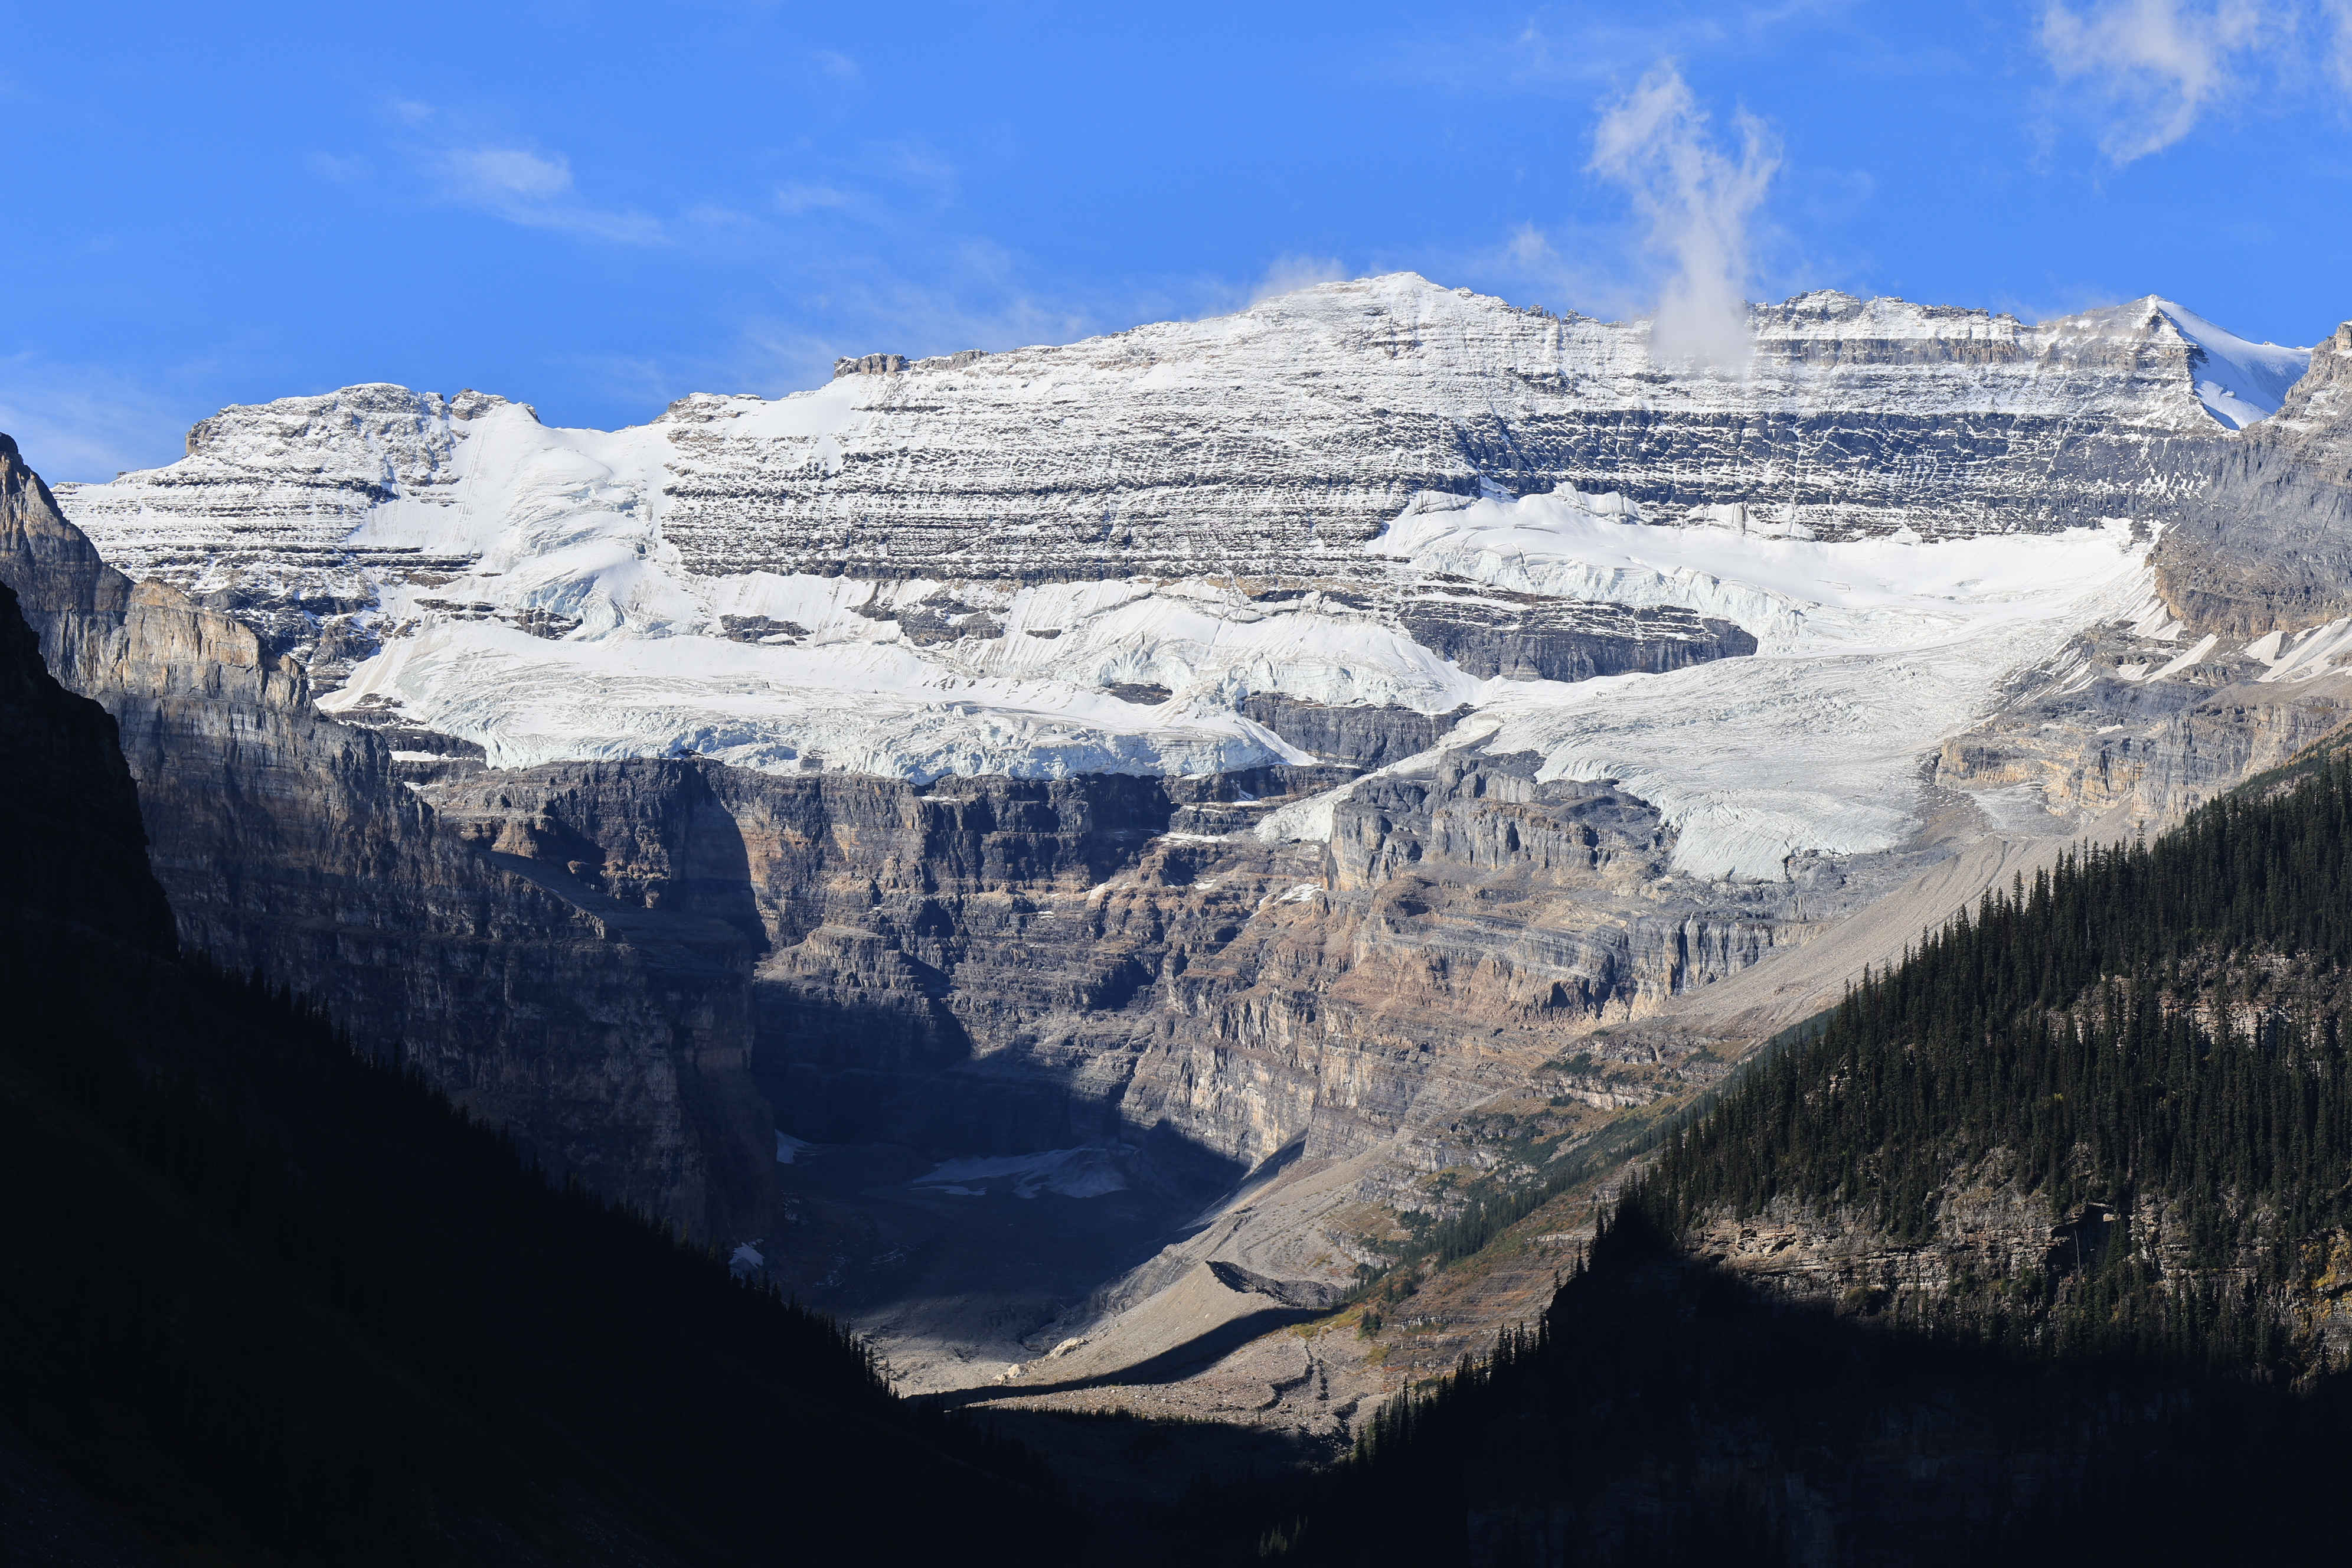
1453 513 2156 878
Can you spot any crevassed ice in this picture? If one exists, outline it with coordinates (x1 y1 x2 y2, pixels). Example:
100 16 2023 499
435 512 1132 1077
1376 496 2154 877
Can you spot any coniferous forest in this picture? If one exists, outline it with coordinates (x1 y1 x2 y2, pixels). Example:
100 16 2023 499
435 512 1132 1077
1171 750 2352 1564
1644 749 2352 1361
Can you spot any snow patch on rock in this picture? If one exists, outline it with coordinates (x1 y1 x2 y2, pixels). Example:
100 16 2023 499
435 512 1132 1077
910 1146 1131 1200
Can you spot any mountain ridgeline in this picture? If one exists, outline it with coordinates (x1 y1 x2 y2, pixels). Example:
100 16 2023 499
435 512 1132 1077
1196 747 2352 1564
0 579 1072 1565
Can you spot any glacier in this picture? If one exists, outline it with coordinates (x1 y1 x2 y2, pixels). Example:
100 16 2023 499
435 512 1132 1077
46 273 2321 881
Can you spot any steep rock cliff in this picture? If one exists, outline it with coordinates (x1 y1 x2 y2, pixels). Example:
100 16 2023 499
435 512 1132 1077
415 742 1847 1185
0 576 175 956
2155 319 2352 636
0 434 770 1239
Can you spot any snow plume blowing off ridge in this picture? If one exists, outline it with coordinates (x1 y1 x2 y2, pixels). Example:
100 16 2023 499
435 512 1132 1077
1590 64 1779 375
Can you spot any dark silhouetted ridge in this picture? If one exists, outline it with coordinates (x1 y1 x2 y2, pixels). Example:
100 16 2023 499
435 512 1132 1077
0 579 1074 1564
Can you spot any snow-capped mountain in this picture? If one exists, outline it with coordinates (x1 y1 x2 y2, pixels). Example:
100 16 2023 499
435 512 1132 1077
49 275 2312 878
2153 299 2311 430
24 277 2352 1405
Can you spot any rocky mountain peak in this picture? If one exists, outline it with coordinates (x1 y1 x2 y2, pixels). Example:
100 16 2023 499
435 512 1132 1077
2277 319 2352 432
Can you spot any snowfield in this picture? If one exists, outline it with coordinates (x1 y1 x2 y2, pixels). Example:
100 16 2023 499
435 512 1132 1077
1363 495 2156 877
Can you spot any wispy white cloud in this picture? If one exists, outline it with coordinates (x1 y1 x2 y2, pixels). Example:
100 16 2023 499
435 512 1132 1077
1589 63 1779 371
812 49 861 83
558 234 1112 413
304 151 370 183
0 355 200 483
444 146 572 201
775 181 858 215
1478 223 1649 322
1384 2 1852 91
2322 0 2352 84
362 98 667 244
2040 0 2352 161
431 143 666 244
880 139 958 201
766 141 961 227
2041 0 2274 160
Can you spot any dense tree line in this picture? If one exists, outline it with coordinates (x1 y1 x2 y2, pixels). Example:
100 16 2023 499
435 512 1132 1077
1641 754 2352 1363
1195 1207 2352 1567
1 914 1073 1564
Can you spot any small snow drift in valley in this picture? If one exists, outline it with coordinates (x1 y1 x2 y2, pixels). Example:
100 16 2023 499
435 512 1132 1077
1590 63 1779 374
910 1146 1130 1200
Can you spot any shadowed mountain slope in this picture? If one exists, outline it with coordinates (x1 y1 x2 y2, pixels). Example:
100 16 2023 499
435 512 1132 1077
0 577 1074 1566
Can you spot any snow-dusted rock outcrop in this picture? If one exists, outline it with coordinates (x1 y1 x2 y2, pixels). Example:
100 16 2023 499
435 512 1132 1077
2154 316 2352 638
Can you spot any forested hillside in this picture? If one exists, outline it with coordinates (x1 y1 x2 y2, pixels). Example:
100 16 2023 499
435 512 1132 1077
1647 750 2352 1361
0 579 1073 1566
1188 746 2352 1565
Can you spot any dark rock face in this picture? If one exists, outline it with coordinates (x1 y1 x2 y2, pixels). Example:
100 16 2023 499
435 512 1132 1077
2155 320 2352 636
0 435 772 1240
427 762 1197 1155
1396 592 1757 682
1240 695 1473 768
0 575 174 956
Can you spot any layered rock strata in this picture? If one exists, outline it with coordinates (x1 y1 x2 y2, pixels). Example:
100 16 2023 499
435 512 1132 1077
1237 696 1471 769
55 280 2240 703
1391 593 1755 683
643 285 2238 577
414 743 1862 1182
19 277 2346 1399
1935 607 2352 818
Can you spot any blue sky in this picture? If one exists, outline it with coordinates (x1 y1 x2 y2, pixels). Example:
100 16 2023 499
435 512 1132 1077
5 1 2350 478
